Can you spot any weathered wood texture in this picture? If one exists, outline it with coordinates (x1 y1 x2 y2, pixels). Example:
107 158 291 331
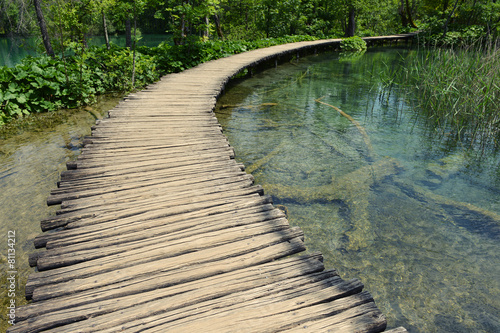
11 35 415 332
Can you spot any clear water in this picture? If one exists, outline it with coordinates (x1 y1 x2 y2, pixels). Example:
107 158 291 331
215 48 500 332
0 97 120 331
0 36 39 67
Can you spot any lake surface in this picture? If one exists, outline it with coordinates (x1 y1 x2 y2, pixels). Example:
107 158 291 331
215 48 500 332
0 34 171 67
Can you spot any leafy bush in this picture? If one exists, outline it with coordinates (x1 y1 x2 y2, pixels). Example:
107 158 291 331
340 36 367 52
87 45 159 91
1 46 158 126
142 35 318 75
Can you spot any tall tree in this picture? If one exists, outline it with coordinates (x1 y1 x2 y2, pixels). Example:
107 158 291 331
102 10 110 49
442 0 462 37
346 4 356 36
399 0 418 28
33 0 54 56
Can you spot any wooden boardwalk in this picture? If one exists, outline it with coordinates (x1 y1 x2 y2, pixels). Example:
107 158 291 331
10 35 414 332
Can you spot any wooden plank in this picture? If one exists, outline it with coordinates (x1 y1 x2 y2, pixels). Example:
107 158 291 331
82 132 226 146
87 128 224 138
64 145 234 170
14 254 325 332
67 148 235 171
37 216 291 270
33 205 284 267
39 187 265 248
94 114 220 122
79 137 230 151
281 303 386 333
53 166 244 201
58 159 244 189
72 144 235 162
71 145 235 163
52 168 247 209
113 284 372 333
29 226 303 294
59 158 240 183
51 271 358 333
76 139 231 155
58 184 264 228
27 234 305 300
57 174 254 210
36 202 279 264
49 166 252 206
36 194 272 248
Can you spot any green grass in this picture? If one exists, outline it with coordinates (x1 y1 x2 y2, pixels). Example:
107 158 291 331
393 40 500 150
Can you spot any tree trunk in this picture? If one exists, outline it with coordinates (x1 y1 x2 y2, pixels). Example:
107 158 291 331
346 6 356 37
33 0 54 56
442 0 462 38
180 14 186 44
405 0 418 28
399 0 408 27
203 16 209 39
102 10 110 50
265 5 271 38
213 14 224 40
131 2 136 88
125 18 132 48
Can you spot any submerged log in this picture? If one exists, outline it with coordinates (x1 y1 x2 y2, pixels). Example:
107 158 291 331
262 158 400 201
394 179 500 238
315 96 374 159
246 141 288 174
263 157 401 250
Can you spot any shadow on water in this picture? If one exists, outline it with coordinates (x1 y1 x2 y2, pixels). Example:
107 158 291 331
215 47 500 332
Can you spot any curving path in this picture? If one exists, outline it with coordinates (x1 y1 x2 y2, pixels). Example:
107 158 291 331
9 35 415 332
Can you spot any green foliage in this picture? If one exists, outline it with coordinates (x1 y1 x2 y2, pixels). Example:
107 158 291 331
1 35 320 126
0 46 158 126
387 40 500 149
141 35 318 75
87 44 159 90
418 0 500 46
340 36 367 52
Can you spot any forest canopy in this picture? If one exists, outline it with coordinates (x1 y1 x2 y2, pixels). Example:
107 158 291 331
1 0 499 50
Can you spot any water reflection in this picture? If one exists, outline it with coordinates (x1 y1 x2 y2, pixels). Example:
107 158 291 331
215 48 500 332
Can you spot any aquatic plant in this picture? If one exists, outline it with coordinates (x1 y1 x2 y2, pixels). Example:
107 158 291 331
388 40 500 150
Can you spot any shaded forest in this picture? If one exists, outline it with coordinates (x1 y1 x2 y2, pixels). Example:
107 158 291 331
1 0 499 52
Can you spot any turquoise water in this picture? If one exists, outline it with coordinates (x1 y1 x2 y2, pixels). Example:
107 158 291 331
0 37 39 67
215 48 500 332
0 34 172 67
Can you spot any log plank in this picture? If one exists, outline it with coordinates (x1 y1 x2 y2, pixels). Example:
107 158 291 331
33 205 284 267
27 234 305 300
15 255 325 331
36 194 272 248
